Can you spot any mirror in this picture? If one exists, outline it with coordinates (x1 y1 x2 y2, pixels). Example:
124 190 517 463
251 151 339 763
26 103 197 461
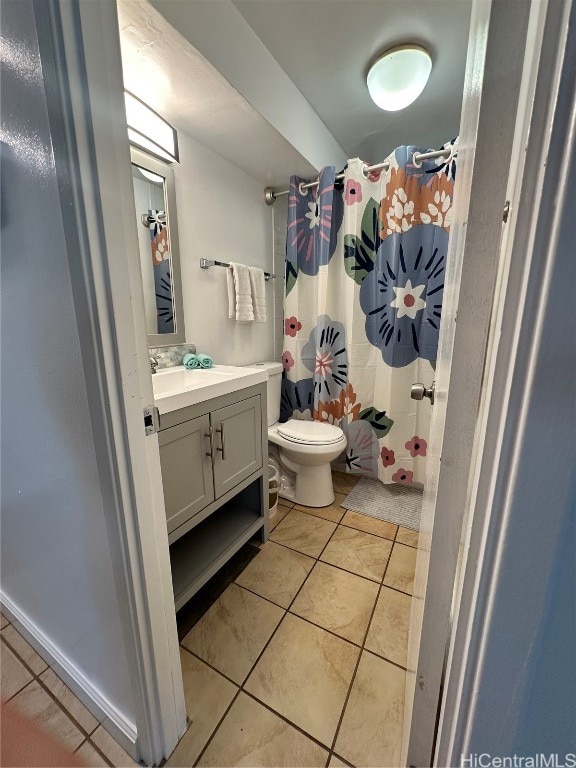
130 147 185 346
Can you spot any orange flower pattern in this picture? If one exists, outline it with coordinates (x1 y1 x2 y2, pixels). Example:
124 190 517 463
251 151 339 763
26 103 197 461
313 383 361 426
379 167 454 238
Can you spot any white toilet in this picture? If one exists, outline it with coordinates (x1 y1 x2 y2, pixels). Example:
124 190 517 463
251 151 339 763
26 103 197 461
253 362 347 507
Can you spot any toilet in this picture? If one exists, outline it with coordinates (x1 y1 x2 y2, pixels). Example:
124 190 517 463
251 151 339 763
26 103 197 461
253 362 347 507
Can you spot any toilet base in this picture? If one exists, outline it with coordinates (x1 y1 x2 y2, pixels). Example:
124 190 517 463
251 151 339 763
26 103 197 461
278 462 335 508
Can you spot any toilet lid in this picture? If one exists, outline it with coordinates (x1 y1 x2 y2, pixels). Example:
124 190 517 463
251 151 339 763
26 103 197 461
277 419 344 445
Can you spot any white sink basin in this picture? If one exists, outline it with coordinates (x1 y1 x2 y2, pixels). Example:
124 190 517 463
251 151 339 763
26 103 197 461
152 364 267 414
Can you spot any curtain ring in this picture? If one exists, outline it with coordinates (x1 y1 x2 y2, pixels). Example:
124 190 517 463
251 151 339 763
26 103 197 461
298 182 308 195
412 151 423 169
362 162 389 179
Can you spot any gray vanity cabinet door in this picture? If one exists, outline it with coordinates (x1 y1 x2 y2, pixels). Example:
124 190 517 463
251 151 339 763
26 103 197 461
212 396 262 499
159 414 215 533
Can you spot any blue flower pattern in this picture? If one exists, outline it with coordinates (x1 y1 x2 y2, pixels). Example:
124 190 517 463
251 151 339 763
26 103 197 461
286 167 344 278
360 225 449 367
301 315 349 401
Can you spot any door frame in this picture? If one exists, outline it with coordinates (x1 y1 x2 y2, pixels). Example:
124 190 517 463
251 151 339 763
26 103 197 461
36 1 186 763
405 0 571 764
434 0 575 759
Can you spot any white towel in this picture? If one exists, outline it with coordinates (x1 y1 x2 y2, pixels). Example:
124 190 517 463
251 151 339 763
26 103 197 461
248 267 267 323
228 262 254 322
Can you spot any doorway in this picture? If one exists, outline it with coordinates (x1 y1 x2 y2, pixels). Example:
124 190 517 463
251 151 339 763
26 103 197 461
26 0 565 764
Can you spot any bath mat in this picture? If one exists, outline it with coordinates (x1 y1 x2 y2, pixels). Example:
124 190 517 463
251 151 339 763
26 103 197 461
341 476 423 530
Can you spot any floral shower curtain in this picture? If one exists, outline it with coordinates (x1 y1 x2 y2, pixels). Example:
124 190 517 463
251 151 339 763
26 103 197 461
281 141 457 485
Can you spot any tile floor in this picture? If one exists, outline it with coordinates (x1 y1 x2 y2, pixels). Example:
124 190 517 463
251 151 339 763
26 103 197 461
0 614 138 767
170 472 418 768
1 472 418 768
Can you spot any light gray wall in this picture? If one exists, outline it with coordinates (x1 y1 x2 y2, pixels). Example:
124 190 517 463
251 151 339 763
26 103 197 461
0 0 136 727
174 127 277 366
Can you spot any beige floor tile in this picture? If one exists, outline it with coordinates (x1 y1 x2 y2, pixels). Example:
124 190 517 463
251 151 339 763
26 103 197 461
329 756 350 767
270 504 290 531
1 613 9 630
383 543 417 595
90 726 138 767
331 471 361 495
10 679 84 751
181 583 284 684
75 741 111 767
166 649 237 766
39 667 99 735
245 613 359 747
236 540 314 608
396 526 419 548
321 526 392 582
200 692 328 767
270 509 337 558
335 651 405 768
2 625 48 676
294 492 347 524
365 587 411 667
1 640 33 700
340 510 397 541
291 562 379 645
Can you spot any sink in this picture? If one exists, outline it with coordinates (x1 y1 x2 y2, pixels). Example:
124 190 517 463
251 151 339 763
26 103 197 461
152 364 268 414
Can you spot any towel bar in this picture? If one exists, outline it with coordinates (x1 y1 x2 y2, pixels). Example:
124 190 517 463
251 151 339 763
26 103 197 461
199 258 276 280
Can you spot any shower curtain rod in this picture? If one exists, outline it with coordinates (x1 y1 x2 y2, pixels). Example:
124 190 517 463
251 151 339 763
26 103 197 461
263 147 453 205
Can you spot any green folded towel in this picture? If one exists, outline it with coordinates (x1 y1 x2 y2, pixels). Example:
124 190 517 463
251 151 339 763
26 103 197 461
182 353 200 369
197 354 214 369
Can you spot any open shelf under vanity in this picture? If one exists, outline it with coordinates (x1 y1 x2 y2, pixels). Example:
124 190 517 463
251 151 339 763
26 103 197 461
169 479 264 611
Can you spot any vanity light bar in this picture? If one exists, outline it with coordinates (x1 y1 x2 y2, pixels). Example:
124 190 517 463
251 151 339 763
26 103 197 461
125 91 179 163
199 258 276 281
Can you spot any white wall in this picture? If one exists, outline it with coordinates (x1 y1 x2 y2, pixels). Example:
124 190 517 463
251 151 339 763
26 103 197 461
0 0 136 730
174 129 279 366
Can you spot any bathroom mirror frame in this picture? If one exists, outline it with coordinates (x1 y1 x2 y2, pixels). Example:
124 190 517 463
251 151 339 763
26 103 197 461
130 146 185 347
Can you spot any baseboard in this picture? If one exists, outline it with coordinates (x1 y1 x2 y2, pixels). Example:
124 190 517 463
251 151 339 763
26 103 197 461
0 593 139 762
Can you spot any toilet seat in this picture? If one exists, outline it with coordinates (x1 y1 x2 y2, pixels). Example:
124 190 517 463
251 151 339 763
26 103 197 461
277 419 344 446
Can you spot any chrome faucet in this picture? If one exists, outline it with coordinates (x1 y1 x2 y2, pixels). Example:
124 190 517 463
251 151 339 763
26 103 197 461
150 355 159 375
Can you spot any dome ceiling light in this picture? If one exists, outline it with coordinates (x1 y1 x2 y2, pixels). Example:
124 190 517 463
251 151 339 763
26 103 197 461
367 45 432 112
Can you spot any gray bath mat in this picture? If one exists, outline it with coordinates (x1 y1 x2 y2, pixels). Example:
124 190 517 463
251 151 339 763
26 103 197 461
341 477 423 530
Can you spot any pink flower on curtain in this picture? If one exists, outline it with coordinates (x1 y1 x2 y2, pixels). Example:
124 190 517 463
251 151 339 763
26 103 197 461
392 467 414 484
367 168 383 182
284 316 302 337
380 447 396 467
345 179 363 205
405 436 427 457
281 351 294 372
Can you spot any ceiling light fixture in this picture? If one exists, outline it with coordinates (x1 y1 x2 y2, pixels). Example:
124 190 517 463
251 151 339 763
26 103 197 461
367 45 432 112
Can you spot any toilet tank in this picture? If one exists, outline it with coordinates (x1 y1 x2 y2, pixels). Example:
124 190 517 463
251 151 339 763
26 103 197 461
249 362 283 426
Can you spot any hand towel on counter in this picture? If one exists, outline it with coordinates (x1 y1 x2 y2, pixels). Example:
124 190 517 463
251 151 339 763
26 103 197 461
196 354 213 369
248 266 267 323
227 262 254 322
182 353 200 369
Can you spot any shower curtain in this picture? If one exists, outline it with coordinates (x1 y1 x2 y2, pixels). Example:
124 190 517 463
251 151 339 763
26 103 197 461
281 141 457 485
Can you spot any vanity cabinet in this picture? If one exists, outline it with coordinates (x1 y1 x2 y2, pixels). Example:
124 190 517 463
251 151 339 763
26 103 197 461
211 396 262 498
159 414 214 533
156 382 268 611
